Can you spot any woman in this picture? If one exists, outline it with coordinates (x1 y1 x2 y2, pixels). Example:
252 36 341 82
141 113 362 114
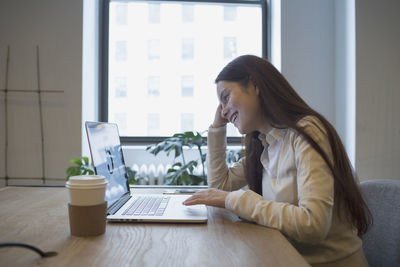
183 55 371 266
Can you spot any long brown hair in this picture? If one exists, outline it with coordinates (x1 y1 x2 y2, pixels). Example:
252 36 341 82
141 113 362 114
215 55 371 236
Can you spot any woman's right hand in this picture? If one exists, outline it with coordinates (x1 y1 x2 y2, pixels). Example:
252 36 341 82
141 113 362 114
211 104 229 128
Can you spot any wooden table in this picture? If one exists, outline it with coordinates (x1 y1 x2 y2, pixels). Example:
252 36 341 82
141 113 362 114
0 186 309 267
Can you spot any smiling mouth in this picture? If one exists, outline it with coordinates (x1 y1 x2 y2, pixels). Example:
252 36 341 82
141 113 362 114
230 112 238 123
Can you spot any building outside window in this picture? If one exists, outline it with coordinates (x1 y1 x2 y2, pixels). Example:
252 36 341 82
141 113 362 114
147 76 160 97
116 4 128 25
182 4 194 23
181 75 194 97
148 39 161 60
223 37 237 59
181 38 194 60
105 0 264 143
148 3 161 24
224 6 237 21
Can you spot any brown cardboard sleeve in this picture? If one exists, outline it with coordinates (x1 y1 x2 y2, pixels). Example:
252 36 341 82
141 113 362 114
68 202 107 237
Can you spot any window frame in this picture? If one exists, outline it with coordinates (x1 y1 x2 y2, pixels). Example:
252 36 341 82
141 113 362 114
100 0 271 145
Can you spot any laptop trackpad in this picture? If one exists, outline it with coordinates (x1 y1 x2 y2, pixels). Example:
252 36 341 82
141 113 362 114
169 196 207 217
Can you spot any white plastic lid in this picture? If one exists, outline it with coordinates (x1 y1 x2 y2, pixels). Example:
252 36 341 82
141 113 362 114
66 175 107 189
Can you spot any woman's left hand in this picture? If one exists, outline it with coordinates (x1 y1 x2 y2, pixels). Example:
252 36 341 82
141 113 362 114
183 188 229 208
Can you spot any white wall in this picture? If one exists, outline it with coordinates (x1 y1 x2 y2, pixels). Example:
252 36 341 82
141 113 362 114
281 0 400 181
355 0 400 180
281 0 335 124
0 0 83 185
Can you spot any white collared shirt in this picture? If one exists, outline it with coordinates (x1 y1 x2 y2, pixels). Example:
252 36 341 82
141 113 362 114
258 128 297 203
207 116 363 265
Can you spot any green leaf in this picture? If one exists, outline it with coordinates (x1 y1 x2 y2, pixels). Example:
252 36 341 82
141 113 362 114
184 131 195 138
66 166 76 175
172 162 182 167
83 156 89 166
192 133 204 146
167 168 177 174
172 133 183 138
174 144 183 158
189 174 204 185
70 158 83 166
66 167 82 181
66 156 94 180
182 171 190 185
145 130 211 185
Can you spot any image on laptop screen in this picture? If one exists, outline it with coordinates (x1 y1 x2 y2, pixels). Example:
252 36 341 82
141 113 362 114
86 122 129 208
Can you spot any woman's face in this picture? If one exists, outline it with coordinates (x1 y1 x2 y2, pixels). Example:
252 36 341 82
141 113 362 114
217 81 268 134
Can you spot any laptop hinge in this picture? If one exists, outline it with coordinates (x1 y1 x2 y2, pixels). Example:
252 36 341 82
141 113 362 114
108 192 131 215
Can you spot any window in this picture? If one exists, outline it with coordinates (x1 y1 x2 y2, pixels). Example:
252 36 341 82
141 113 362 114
148 39 161 60
224 6 237 21
115 4 128 25
147 76 160 97
223 37 237 59
181 38 194 60
182 4 194 23
148 3 161 24
181 75 194 97
103 0 267 144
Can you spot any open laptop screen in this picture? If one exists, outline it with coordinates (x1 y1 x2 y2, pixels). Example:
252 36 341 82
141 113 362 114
85 122 129 208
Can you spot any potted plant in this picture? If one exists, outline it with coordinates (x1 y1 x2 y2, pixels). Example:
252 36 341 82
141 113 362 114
146 131 243 186
66 157 94 181
146 131 207 185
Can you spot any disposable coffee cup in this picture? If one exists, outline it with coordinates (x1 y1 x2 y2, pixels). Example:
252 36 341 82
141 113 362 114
66 175 108 236
66 175 107 206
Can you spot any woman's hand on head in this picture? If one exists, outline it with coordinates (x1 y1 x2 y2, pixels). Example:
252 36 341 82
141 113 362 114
211 105 229 128
183 188 229 208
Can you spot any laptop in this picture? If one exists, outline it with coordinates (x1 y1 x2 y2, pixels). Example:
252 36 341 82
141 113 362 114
85 121 208 223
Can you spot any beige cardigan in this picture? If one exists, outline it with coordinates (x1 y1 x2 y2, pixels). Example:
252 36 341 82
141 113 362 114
207 116 368 266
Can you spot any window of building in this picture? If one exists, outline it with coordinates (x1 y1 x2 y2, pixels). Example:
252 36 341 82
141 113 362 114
148 39 161 60
224 6 237 21
103 0 266 144
116 4 128 25
182 4 194 23
181 38 194 60
147 76 160 97
223 37 237 59
148 3 161 24
181 75 194 97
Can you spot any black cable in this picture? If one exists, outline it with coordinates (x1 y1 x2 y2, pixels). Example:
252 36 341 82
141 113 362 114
0 242 58 258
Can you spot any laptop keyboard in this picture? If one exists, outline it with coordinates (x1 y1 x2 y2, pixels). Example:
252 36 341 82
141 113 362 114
122 196 171 216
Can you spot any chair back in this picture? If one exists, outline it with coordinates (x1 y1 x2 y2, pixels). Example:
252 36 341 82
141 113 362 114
360 179 400 267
